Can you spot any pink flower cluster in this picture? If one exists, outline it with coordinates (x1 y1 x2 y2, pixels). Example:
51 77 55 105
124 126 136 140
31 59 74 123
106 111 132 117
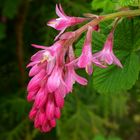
27 4 123 132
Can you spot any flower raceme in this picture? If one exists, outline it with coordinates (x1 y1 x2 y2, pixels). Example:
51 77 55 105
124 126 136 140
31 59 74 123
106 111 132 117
27 41 88 132
27 4 123 132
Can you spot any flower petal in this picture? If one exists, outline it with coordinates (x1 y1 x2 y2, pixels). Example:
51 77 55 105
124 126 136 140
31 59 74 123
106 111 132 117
112 54 123 68
26 61 40 68
54 90 64 108
46 94 55 120
54 27 66 41
58 4 67 17
31 50 45 62
86 63 93 75
31 44 48 49
47 67 61 92
47 58 56 75
47 19 58 29
27 70 45 92
34 88 47 108
74 71 87 85
56 4 66 18
59 32 76 40
55 107 61 119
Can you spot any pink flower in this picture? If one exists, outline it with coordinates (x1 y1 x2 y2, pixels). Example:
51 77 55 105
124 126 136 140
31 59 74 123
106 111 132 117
92 31 123 68
59 31 76 40
47 65 67 93
64 46 87 92
64 64 88 92
27 41 67 132
47 4 86 40
27 3 124 133
29 93 61 132
77 26 93 75
27 41 88 132
75 26 105 75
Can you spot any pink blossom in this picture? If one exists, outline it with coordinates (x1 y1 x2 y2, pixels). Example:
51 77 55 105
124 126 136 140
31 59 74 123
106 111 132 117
77 26 93 75
64 64 88 92
64 46 87 92
47 4 86 40
27 41 67 132
47 4 86 30
27 3 123 133
59 32 76 40
27 41 88 132
92 31 123 68
75 26 104 75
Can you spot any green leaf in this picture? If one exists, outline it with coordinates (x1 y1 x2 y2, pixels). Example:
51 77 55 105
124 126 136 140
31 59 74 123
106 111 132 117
93 135 106 140
108 136 122 140
93 135 122 140
2 0 21 19
119 0 133 6
91 0 119 12
0 95 31 140
93 134 106 140
119 0 140 6
75 37 84 57
97 92 128 118
75 19 140 94
0 118 30 140
91 19 140 93
93 52 140 93
114 19 140 51
57 87 107 140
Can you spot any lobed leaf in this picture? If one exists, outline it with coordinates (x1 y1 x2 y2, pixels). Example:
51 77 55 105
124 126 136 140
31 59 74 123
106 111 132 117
93 51 140 93
119 0 140 6
91 0 119 13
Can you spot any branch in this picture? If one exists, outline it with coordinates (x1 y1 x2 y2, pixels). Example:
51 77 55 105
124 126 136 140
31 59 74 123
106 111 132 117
15 0 29 87
76 9 140 34
64 9 140 47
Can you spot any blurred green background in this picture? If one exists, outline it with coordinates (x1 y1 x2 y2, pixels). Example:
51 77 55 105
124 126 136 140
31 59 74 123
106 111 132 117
0 0 140 140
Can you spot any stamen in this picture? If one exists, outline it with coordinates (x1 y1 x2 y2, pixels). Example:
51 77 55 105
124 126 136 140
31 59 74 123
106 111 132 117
48 21 56 25
100 61 108 66
40 51 53 63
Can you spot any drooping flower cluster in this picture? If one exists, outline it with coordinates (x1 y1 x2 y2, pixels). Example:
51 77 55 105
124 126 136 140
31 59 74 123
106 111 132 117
27 40 88 132
27 4 123 132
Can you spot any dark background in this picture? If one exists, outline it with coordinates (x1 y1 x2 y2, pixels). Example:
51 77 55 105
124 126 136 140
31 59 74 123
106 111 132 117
0 0 140 140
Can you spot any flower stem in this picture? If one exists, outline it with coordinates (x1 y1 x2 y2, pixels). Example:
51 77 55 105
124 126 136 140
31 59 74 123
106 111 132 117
64 9 140 47
103 9 140 20
76 9 140 34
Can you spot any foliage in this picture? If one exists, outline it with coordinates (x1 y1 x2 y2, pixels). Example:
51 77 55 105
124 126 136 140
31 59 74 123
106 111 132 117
0 0 140 140
91 0 119 12
57 79 129 140
57 82 106 140
93 134 122 140
0 92 30 140
91 0 140 13
119 0 140 6
75 19 140 93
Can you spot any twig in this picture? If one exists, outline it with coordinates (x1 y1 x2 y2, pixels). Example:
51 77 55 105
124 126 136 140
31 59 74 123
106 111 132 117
15 0 29 87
